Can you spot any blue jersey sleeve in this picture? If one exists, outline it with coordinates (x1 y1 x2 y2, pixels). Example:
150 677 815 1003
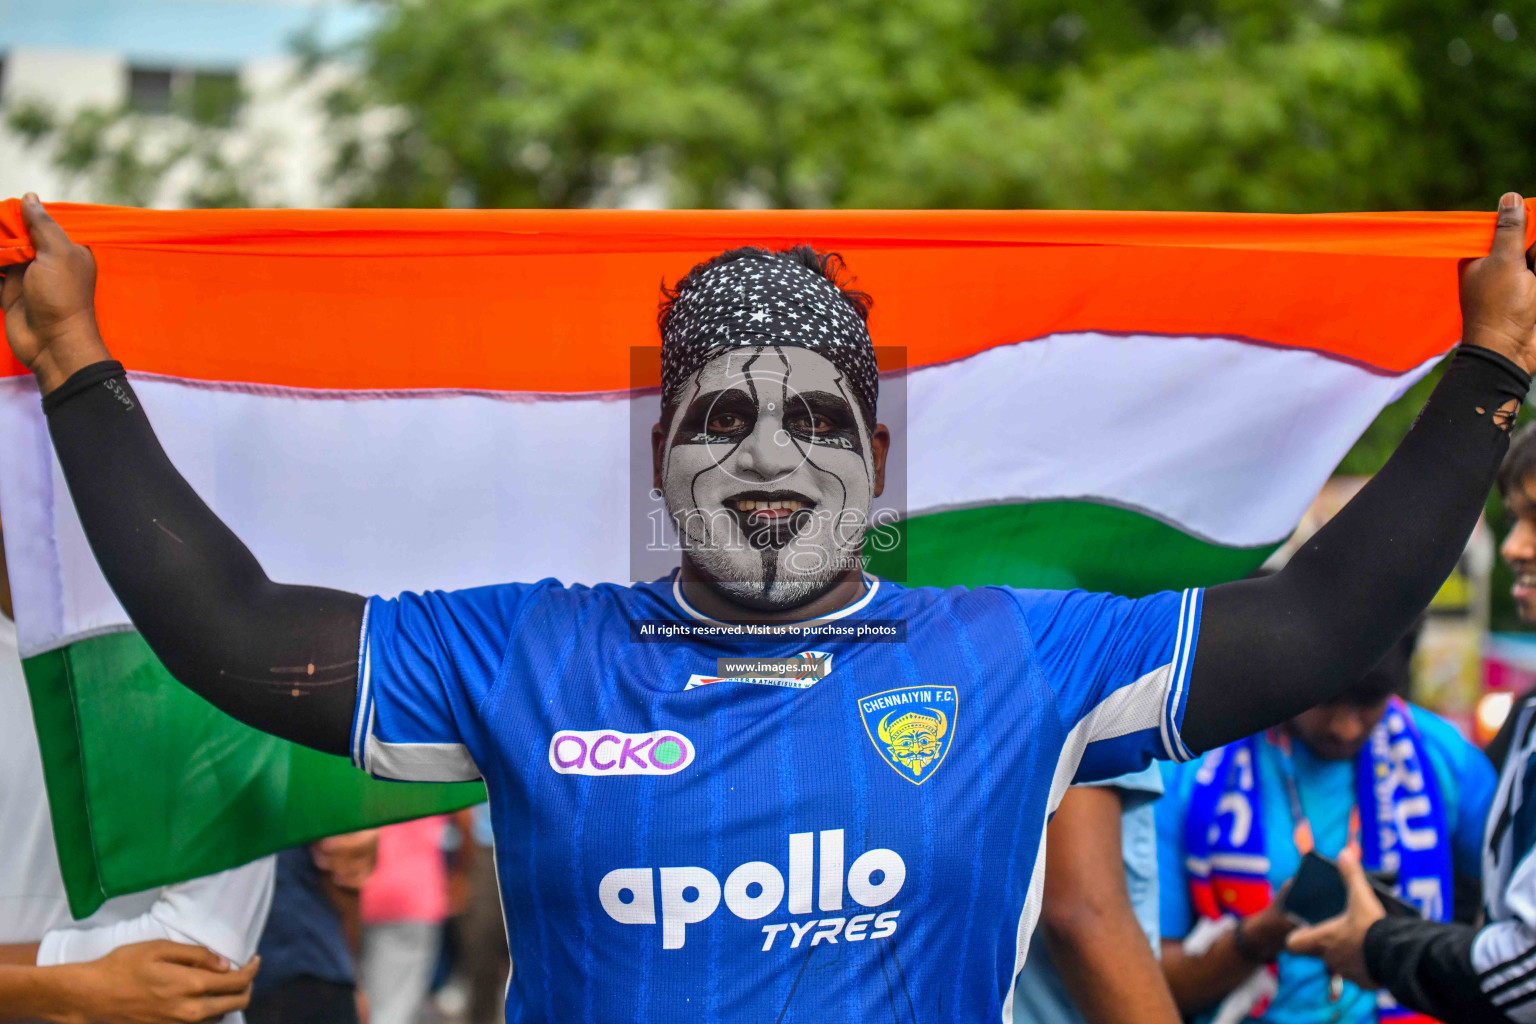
1155 760 1196 941
351 580 560 781
1010 587 1204 782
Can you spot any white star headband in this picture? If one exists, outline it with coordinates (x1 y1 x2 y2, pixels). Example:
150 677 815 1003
659 251 879 420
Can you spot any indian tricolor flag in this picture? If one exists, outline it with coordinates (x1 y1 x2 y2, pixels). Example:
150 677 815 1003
0 203 1515 916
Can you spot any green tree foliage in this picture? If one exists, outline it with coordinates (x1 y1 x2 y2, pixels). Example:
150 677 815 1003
34 0 1536 220
327 0 1430 212
858 28 1420 210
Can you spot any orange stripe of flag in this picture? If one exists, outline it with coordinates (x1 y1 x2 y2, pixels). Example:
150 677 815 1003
1 201 1520 391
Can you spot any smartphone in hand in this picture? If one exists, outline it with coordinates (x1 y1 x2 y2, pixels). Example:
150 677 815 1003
1281 851 1420 925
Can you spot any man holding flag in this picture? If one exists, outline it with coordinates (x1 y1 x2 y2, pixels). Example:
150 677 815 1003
3 190 1534 1022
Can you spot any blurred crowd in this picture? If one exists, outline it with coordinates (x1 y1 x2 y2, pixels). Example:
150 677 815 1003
245 809 508 1024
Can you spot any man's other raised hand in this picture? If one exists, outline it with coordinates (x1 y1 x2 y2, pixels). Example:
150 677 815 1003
1 194 110 394
1461 192 1536 376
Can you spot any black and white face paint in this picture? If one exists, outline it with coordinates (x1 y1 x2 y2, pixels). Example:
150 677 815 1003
662 345 874 609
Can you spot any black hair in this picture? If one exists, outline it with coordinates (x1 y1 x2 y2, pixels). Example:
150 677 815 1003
1498 421 1536 499
657 245 873 339
655 245 876 433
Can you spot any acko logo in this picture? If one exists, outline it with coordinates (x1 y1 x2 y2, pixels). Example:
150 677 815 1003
599 829 905 950
548 729 695 776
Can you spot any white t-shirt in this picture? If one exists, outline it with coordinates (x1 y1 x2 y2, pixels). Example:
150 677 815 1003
0 611 71 943
0 613 275 1020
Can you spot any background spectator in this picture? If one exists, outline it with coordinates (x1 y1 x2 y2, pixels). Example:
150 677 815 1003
248 831 377 1024
1155 627 1495 1024
460 804 510 1024
360 815 473 1024
1015 765 1181 1024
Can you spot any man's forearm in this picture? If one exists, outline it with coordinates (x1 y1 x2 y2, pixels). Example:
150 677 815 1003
0 963 91 1023
1159 920 1284 1015
1049 915 1179 1024
1363 917 1497 1023
44 363 364 755
1183 346 1529 752
1040 787 1180 1024
323 877 365 957
1365 915 1536 1024
0 944 39 966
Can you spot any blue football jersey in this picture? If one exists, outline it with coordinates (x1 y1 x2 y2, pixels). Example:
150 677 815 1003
352 575 1203 1023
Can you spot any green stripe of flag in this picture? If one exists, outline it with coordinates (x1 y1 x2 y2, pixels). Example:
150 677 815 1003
25 631 484 919
868 500 1275 595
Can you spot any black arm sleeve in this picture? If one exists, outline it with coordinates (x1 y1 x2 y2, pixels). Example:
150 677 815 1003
44 362 363 756
1363 917 1504 1024
1182 345 1529 754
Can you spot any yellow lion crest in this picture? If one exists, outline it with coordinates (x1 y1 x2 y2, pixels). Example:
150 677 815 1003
877 707 948 778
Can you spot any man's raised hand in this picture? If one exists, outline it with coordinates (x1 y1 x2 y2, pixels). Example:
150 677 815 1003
1461 192 1536 375
2 194 110 394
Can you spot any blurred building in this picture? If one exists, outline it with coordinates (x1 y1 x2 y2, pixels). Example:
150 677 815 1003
0 0 373 206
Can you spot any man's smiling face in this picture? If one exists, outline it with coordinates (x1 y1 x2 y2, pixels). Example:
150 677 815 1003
659 344 877 610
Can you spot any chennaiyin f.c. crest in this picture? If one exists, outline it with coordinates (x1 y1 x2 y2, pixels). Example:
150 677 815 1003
858 686 959 785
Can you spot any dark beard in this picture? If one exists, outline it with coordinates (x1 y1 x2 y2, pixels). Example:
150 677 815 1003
680 550 850 613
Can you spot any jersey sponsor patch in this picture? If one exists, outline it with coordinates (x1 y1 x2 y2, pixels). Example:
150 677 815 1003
597 829 905 950
683 650 833 690
548 729 695 776
859 686 958 784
